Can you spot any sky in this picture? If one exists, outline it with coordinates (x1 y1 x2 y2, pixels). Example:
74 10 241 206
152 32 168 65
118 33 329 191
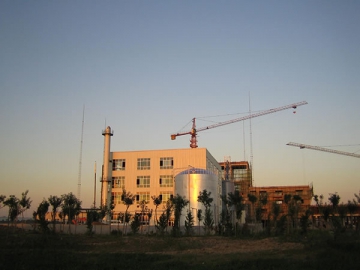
1 0 359 217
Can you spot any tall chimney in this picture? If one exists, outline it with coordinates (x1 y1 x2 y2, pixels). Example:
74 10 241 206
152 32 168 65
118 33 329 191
101 126 113 219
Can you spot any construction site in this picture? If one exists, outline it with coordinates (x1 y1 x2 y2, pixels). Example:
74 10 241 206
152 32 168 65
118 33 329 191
96 101 317 231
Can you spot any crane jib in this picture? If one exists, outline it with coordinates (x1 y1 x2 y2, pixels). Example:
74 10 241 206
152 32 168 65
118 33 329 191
171 101 308 148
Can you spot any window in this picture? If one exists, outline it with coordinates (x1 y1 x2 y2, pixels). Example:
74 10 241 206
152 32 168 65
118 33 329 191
276 200 283 204
113 159 126 171
136 192 150 203
136 176 150 188
259 191 267 200
159 175 173 187
160 192 173 204
275 190 283 196
112 192 122 205
137 158 150 170
296 190 303 195
160 157 173 169
112 177 125 189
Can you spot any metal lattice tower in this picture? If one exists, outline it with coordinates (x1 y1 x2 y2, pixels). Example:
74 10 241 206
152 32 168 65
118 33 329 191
77 106 85 200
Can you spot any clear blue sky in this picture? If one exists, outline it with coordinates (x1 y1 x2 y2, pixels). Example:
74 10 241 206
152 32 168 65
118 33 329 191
1 1 359 217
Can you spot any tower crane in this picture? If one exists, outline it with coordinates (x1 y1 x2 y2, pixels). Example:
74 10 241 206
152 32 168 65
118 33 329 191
287 142 360 158
171 101 308 148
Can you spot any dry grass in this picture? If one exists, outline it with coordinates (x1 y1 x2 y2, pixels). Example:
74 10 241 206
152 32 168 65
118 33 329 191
1 225 360 270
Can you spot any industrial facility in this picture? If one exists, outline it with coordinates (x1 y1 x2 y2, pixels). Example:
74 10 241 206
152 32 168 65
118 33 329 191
100 124 313 229
101 126 223 226
96 101 316 230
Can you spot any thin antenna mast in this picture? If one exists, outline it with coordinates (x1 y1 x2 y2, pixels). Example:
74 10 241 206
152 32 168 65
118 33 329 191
243 121 246 160
77 105 85 200
93 161 96 208
249 94 254 186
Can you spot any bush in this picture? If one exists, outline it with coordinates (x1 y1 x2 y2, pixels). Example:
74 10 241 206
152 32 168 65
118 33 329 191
111 229 123 236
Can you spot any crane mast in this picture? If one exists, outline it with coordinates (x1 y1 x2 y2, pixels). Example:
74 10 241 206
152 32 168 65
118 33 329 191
171 101 308 148
287 142 360 158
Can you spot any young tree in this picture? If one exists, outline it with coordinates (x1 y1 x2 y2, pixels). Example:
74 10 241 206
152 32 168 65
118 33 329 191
292 194 303 229
299 209 311 234
347 200 357 228
328 193 340 213
0 195 6 209
34 199 50 233
328 192 342 235
151 195 162 224
284 194 302 232
61 193 81 233
171 194 189 237
138 199 149 233
121 189 136 235
156 200 173 235
131 213 141 234
156 211 169 235
247 193 258 223
198 189 214 235
313 194 324 228
48 195 63 233
4 195 20 226
184 210 194 236
19 190 32 223
220 194 233 236
139 199 149 224
85 208 101 235
272 202 281 235
198 190 213 210
228 190 244 235
197 209 203 235
203 208 214 235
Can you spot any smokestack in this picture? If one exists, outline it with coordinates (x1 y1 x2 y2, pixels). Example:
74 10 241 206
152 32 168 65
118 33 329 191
101 126 113 218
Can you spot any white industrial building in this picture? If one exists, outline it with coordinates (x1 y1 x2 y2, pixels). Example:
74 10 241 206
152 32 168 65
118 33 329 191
101 126 223 227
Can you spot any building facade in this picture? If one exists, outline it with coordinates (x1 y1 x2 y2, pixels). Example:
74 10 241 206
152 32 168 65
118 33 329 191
247 185 313 223
105 146 222 224
219 160 252 195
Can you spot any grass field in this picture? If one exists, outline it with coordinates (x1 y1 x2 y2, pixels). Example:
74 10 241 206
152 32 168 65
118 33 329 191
1 226 360 270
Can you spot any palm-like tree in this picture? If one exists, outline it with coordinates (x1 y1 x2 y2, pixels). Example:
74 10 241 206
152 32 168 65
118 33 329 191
171 194 189 236
121 189 136 235
151 195 162 225
19 190 32 223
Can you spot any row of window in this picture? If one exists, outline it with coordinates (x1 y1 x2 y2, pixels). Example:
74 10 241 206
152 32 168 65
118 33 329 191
112 192 173 205
112 175 173 189
112 157 174 171
249 190 304 196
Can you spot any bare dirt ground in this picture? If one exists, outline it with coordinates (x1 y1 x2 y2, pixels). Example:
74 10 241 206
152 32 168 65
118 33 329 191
170 237 303 255
86 236 304 255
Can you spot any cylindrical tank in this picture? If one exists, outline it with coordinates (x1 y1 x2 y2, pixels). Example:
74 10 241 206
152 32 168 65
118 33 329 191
221 180 234 211
174 168 220 228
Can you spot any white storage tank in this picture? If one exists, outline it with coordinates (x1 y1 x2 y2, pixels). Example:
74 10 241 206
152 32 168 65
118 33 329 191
174 168 221 229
